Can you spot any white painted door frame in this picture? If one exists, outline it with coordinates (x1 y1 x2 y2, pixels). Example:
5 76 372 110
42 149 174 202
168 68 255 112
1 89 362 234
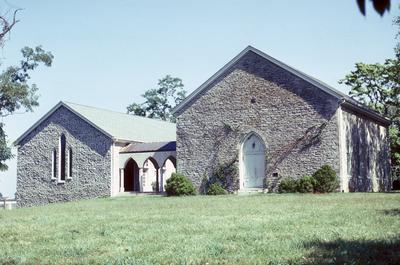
239 132 266 190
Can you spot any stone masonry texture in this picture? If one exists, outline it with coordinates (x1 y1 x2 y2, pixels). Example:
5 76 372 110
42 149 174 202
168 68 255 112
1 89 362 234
176 51 341 191
342 108 391 191
16 106 112 207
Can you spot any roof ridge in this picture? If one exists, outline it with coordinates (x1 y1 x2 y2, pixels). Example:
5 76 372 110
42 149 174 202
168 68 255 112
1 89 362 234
63 101 175 125
245 46 350 99
15 100 176 145
171 45 390 125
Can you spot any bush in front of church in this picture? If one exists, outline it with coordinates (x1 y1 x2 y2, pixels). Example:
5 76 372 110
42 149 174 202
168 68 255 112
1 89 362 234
207 183 227 195
297 175 316 193
278 165 338 193
278 177 298 193
165 173 197 196
278 176 316 193
312 165 339 193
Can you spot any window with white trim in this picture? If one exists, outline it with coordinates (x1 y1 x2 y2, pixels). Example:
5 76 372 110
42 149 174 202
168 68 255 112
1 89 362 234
51 148 57 179
59 134 66 182
67 147 72 178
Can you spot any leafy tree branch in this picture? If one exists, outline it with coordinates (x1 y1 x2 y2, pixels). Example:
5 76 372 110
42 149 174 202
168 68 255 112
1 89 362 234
0 46 53 170
127 75 186 122
0 7 54 171
340 8 400 168
0 8 21 45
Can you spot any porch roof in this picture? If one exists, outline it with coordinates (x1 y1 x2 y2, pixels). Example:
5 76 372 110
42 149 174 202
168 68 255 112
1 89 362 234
120 141 176 153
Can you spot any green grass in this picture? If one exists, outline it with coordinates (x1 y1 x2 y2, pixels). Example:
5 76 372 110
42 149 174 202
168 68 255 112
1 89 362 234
0 193 399 264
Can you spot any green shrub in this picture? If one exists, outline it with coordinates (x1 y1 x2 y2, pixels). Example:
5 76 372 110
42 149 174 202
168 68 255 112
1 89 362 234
165 173 197 196
207 183 228 195
297 175 316 193
278 177 298 193
312 165 339 193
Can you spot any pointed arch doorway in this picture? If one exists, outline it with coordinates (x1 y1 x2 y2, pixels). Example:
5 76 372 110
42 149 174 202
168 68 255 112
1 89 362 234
240 133 266 189
124 159 140 192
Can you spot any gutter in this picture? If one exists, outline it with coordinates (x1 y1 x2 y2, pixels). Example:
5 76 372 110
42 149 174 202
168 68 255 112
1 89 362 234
339 98 391 127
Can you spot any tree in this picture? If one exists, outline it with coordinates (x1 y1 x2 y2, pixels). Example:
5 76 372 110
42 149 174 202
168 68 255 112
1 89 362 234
356 0 391 16
0 8 53 170
127 75 186 122
340 60 399 119
0 9 21 46
340 11 400 167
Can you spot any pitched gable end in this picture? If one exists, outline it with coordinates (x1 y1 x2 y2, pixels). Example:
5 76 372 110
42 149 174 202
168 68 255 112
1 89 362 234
14 101 114 146
172 46 390 126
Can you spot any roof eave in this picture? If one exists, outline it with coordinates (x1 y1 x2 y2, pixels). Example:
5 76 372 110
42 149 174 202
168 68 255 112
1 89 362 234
172 46 256 115
14 101 116 146
340 100 391 126
13 101 64 146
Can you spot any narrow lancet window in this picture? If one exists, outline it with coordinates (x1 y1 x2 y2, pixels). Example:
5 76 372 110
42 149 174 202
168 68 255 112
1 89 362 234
52 148 57 179
59 134 66 181
68 148 72 178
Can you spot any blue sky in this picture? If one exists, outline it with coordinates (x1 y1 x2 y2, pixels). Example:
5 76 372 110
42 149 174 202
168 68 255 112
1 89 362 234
0 0 398 197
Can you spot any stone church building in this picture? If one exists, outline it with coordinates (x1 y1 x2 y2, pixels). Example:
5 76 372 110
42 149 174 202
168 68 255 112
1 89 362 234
173 46 391 193
15 46 391 206
15 102 177 207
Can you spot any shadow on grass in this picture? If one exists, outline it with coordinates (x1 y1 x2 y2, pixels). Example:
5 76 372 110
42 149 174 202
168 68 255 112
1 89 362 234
302 238 400 265
380 208 400 216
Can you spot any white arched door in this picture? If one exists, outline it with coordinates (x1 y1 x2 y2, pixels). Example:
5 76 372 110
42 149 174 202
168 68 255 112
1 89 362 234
242 133 265 189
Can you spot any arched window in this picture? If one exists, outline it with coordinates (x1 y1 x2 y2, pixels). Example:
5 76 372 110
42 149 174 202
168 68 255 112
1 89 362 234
59 134 66 182
67 148 73 178
51 148 57 179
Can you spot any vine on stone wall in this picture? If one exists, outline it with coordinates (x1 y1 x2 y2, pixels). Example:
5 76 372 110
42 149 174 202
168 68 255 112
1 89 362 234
205 120 329 192
222 122 240 134
199 121 241 193
266 121 328 189
201 158 239 194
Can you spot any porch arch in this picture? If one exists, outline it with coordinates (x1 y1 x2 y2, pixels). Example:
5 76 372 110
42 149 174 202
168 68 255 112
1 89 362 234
124 158 140 192
117 147 176 194
143 157 160 192
160 156 177 192
162 155 176 168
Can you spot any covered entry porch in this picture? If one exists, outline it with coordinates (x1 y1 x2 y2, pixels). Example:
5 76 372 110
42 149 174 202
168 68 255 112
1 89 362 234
118 141 176 193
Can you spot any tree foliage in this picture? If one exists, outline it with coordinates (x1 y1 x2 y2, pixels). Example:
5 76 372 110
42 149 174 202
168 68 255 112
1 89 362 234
0 8 54 171
340 60 400 119
127 75 186 122
356 0 391 16
340 11 400 167
0 46 53 170
0 46 53 117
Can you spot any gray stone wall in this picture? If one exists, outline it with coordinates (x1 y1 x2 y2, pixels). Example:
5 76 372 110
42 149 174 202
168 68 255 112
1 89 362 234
176 51 340 191
16 106 112 207
342 108 391 191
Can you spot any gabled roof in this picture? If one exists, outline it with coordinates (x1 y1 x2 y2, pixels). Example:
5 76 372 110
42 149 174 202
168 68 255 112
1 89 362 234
14 101 176 145
120 141 176 153
172 46 390 126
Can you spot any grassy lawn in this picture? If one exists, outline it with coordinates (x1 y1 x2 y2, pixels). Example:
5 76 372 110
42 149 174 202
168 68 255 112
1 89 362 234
0 193 399 265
